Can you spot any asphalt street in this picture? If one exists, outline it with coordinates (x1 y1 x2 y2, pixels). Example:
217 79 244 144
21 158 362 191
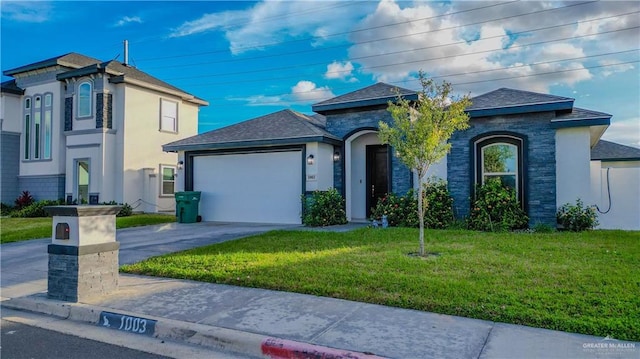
1 319 171 359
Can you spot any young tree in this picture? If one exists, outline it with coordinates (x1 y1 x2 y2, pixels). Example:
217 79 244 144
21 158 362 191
379 72 471 256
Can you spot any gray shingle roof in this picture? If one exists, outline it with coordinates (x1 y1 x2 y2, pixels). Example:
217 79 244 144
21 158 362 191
163 109 341 152
57 60 207 105
312 83 418 113
591 140 640 161
468 88 574 110
1 80 24 95
3 53 102 76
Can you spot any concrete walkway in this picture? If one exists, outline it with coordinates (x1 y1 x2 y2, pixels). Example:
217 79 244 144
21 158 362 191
2 222 638 359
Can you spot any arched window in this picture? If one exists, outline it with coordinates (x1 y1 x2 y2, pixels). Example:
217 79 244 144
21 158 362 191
78 81 92 117
474 134 526 208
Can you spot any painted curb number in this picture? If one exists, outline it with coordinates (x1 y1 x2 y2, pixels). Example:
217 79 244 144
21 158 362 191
99 311 156 337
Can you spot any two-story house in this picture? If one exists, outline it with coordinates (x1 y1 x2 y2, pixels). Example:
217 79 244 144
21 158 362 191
0 53 208 212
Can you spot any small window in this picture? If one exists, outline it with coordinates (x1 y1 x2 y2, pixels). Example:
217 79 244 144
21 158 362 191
45 93 52 107
160 99 178 132
78 82 92 117
161 166 176 196
34 96 41 109
25 98 31 109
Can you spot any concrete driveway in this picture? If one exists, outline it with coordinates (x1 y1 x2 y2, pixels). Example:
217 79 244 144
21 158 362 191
0 221 299 299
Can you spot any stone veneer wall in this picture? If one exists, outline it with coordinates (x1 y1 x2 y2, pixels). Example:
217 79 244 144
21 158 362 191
1 132 21 203
48 243 119 302
448 111 557 226
19 174 65 201
325 108 412 196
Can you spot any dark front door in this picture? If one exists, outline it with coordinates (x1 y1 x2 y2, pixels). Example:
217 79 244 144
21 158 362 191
366 145 390 217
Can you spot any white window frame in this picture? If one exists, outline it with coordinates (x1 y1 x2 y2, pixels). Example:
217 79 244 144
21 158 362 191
78 81 92 118
481 143 519 195
160 165 176 196
160 99 178 133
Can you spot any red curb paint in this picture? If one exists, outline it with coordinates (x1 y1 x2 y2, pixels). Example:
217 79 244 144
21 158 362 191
261 337 387 359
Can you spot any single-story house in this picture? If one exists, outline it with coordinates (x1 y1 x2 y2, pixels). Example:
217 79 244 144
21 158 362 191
164 83 640 230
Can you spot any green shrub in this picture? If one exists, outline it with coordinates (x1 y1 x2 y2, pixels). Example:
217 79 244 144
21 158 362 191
1 203 14 216
102 201 133 217
532 222 556 233
302 188 347 227
423 179 455 229
370 178 454 229
557 199 598 231
13 199 64 218
467 178 529 231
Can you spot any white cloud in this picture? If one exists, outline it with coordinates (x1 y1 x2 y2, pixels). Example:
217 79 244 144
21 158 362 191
345 0 639 96
325 61 356 81
115 16 142 27
229 80 335 106
1 2 51 23
170 1 373 54
291 80 335 102
600 60 635 77
602 118 640 148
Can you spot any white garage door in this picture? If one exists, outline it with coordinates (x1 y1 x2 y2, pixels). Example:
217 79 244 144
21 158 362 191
193 151 302 224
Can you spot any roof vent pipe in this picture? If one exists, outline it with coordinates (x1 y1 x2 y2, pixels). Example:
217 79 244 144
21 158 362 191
123 40 129 66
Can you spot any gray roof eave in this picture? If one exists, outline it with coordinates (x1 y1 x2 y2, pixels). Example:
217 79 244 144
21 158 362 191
312 93 419 113
163 135 342 153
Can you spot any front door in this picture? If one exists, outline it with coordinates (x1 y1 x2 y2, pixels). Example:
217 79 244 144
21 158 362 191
366 145 390 217
76 160 90 204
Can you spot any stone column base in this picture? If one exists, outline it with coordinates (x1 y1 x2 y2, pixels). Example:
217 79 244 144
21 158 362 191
48 242 119 302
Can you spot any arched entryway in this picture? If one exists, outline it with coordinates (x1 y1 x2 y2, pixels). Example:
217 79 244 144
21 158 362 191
344 130 390 221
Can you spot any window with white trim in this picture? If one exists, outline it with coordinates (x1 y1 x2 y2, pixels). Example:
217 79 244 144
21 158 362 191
481 143 518 193
78 81 92 117
161 165 176 196
23 93 53 160
160 99 178 132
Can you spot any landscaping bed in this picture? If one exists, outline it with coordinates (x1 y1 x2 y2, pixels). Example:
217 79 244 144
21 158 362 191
121 227 640 341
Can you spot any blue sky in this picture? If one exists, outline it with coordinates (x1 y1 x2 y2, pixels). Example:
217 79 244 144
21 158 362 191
2 0 639 147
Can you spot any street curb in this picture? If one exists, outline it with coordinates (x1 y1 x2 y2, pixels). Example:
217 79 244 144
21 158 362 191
1 296 388 359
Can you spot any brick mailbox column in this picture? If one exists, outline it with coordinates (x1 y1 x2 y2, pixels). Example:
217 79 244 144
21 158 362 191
44 205 121 302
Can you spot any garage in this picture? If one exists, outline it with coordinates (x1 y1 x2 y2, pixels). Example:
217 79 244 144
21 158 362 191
192 150 303 224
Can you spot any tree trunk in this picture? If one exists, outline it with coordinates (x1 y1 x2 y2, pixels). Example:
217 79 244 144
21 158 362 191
418 180 425 256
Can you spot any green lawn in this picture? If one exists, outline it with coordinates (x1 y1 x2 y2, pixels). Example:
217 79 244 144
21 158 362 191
0 214 176 244
122 228 640 341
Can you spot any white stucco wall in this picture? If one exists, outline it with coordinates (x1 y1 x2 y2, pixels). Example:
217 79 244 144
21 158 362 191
121 85 199 211
556 127 593 207
305 142 334 192
348 132 380 220
591 160 640 230
1 93 23 133
413 153 448 189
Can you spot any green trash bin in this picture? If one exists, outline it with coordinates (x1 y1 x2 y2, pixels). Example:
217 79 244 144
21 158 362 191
175 191 201 223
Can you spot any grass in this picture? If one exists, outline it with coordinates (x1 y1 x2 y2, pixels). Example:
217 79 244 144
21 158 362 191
0 214 176 244
122 227 640 341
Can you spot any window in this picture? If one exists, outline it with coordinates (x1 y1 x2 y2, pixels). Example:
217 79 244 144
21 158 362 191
78 82 92 117
23 93 53 160
160 99 177 132
481 143 518 193
24 98 31 160
474 134 525 207
161 165 176 196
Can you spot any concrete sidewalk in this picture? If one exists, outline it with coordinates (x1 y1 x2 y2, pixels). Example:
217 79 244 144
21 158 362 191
2 274 638 359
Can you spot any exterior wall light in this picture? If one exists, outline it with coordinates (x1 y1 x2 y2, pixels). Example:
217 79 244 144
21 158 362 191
177 160 184 170
306 154 315 165
333 151 341 162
